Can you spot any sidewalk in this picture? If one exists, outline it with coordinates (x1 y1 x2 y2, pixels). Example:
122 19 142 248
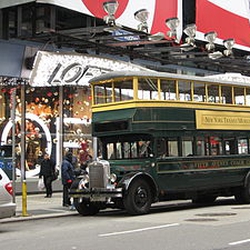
0 192 78 223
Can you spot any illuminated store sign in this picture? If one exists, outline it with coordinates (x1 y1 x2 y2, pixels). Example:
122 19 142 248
30 51 147 87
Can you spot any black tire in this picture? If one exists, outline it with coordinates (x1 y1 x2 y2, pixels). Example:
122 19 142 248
192 195 217 204
74 198 100 216
123 179 152 215
235 178 250 204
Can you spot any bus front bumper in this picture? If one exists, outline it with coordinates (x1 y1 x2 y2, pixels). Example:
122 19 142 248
69 187 123 202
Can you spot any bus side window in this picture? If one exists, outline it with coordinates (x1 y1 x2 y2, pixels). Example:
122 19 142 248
196 137 206 156
156 138 167 158
209 136 222 155
107 143 115 159
182 137 193 157
238 138 248 154
168 138 179 157
224 138 237 155
138 141 150 157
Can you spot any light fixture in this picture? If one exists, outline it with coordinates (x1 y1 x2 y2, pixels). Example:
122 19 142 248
148 32 165 41
134 9 150 33
103 1 119 26
204 31 217 51
183 23 196 46
208 51 223 60
181 23 197 51
165 17 180 38
223 38 235 56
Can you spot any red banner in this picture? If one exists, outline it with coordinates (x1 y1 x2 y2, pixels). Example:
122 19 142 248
196 0 250 50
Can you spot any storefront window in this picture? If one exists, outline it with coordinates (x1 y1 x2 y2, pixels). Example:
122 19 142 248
0 83 93 177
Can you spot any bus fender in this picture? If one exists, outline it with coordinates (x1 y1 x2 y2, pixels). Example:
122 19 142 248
117 172 158 202
243 171 250 187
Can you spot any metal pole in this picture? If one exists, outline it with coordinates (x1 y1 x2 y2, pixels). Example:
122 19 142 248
11 88 16 204
58 86 64 168
20 83 28 216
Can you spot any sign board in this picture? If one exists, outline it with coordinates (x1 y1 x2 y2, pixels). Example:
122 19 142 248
112 29 140 42
29 51 148 87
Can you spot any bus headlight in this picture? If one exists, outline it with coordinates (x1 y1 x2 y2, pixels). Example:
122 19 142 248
78 175 89 189
109 173 117 183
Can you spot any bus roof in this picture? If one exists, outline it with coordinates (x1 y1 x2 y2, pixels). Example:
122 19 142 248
89 71 250 87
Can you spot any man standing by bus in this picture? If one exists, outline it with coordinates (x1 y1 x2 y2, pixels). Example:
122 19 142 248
61 152 75 207
39 153 56 198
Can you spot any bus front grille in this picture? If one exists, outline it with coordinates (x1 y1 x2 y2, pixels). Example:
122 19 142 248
88 161 110 188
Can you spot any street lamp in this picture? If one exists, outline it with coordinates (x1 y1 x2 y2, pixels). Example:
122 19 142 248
223 38 235 56
103 1 119 26
204 31 217 51
181 23 197 51
134 9 150 33
165 17 180 39
183 24 196 46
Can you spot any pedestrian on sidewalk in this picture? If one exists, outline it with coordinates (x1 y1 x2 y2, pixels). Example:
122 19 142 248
61 152 75 207
39 153 56 198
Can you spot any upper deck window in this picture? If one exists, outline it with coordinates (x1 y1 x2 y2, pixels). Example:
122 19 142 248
93 83 112 104
160 79 176 100
221 85 232 104
114 78 133 102
179 81 191 101
207 84 220 103
246 88 250 105
193 82 206 102
234 87 245 105
137 78 158 100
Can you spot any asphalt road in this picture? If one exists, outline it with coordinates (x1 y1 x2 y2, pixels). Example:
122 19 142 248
1 198 250 250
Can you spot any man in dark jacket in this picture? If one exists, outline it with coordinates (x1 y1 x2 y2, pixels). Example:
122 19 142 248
39 153 56 198
61 152 75 207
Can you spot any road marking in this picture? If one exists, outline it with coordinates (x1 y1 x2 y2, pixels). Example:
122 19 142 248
229 239 250 246
99 223 180 237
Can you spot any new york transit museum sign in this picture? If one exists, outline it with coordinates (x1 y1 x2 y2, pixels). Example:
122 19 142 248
196 110 250 130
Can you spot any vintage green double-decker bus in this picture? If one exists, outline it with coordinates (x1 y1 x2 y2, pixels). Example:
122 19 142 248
70 71 250 215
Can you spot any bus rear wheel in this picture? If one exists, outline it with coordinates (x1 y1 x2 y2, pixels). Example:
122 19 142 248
123 179 152 215
74 198 100 216
235 178 250 204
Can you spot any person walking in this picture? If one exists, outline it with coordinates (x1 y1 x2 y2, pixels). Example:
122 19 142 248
39 153 56 198
61 152 75 207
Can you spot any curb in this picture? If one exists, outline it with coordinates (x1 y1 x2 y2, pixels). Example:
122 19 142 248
0 211 78 223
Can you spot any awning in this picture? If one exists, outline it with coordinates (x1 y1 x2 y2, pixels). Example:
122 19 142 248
92 109 136 123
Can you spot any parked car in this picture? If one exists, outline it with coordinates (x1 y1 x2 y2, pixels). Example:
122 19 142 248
0 169 16 219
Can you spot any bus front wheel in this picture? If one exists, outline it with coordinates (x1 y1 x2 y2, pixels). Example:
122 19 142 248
74 198 100 216
123 179 152 215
